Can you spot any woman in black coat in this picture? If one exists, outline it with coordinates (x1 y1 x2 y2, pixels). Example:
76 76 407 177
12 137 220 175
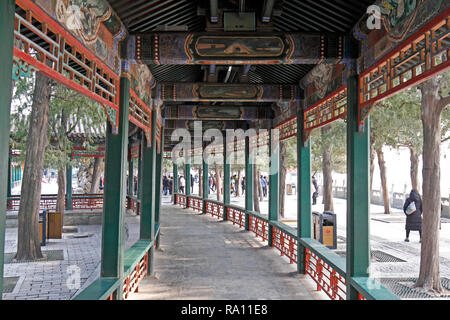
403 189 423 242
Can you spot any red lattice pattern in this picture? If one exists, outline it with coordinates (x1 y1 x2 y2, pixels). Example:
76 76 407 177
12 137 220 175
271 226 297 264
176 194 186 207
188 197 202 212
248 215 268 241
226 207 246 229
205 201 223 219
304 248 347 300
123 251 149 299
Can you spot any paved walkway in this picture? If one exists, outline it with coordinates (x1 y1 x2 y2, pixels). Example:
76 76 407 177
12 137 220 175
128 203 322 300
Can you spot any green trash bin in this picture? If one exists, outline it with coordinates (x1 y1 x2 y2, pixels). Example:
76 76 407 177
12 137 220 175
312 211 337 249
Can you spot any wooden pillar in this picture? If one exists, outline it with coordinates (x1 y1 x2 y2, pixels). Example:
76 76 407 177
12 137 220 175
7 154 11 199
185 161 191 209
0 0 15 299
140 107 157 275
268 129 279 246
223 139 230 221
202 156 209 213
173 162 178 203
245 136 252 230
66 160 73 210
155 127 164 249
137 136 143 215
297 108 312 274
100 76 130 299
346 72 370 299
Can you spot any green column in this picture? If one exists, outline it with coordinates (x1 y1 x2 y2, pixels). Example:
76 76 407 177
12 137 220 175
202 157 209 213
297 108 312 274
268 129 279 246
140 108 157 275
66 161 73 210
155 127 164 248
137 138 143 215
223 140 230 221
346 73 370 300
128 157 134 197
245 136 253 231
185 161 191 209
173 162 178 203
0 0 15 300
100 76 130 299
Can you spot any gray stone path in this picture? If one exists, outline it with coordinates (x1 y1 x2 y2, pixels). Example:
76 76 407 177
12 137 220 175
128 204 323 300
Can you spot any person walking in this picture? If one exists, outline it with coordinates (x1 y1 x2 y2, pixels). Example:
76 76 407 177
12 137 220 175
168 177 173 195
190 174 194 193
260 175 267 198
403 189 423 242
179 175 185 194
312 176 319 205
241 176 245 196
163 176 169 195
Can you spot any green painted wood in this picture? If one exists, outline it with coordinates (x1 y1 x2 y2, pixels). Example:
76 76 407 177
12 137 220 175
223 139 230 221
351 277 400 300
73 278 121 300
66 163 73 210
245 136 252 231
299 237 346 276
297 109 312 274
202 158 208 213
0 0 14 300
185 163 191 198
155 128 164 223
137 138 143 214
268 129 279 246
346 73 370 300
173 163 178 203
100 77 130 299
123 239 152 276
140 109 157 275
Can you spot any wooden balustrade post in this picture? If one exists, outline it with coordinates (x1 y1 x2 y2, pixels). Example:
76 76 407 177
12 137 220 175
268 128 279 246
245 136 252 231
0 0 14 299
297 107 312 274
346 69 370 300
100 76 129 299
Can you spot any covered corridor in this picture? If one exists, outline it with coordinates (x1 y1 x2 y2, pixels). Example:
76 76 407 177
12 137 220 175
129 200 321 300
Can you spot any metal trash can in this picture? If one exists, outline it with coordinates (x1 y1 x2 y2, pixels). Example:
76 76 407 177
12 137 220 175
312 211 337 249
39 210 48 246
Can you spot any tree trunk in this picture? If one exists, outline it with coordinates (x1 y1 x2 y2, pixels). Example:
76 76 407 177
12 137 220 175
15 72 52 261
253 164 260 213
279 141 287 218
376 147 391 214
414 78 444 294
56 166 66 214
321 126 334 212
90 157 103 194
370 135 376 194
409 146 420 192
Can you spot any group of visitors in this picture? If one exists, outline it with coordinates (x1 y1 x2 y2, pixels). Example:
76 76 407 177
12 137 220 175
230 175 245 196
162 175 174 195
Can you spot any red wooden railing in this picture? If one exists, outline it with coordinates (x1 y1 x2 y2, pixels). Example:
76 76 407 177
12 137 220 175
7 194 104 212
123 251 149 299
248 214 269 242
205 200 223 219
304 248 347 300
271 226 297 264
188 197 202 212
226 206 246 229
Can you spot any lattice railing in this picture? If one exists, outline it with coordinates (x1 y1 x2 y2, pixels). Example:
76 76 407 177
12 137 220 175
359 12 450 124
13 0 120 131
126 196 141 214
123 251 149 299
304 248 347 300
72 195 104 211
188 197 202 212
226 206 246 229
175 194 186 207
304 86 347 132
129 90 151 146
248 214 269 242
276 117 297 141
205 201 223 219
7 194 104 212
272 226 297 264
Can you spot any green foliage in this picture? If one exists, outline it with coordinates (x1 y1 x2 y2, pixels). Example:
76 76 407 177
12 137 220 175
311 120 347 174
10 76 106 171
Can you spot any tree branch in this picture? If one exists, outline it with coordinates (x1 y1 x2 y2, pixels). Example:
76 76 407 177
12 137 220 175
439 94 450 112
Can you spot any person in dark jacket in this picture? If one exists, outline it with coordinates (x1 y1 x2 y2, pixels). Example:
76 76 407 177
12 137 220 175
403 189 423 242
